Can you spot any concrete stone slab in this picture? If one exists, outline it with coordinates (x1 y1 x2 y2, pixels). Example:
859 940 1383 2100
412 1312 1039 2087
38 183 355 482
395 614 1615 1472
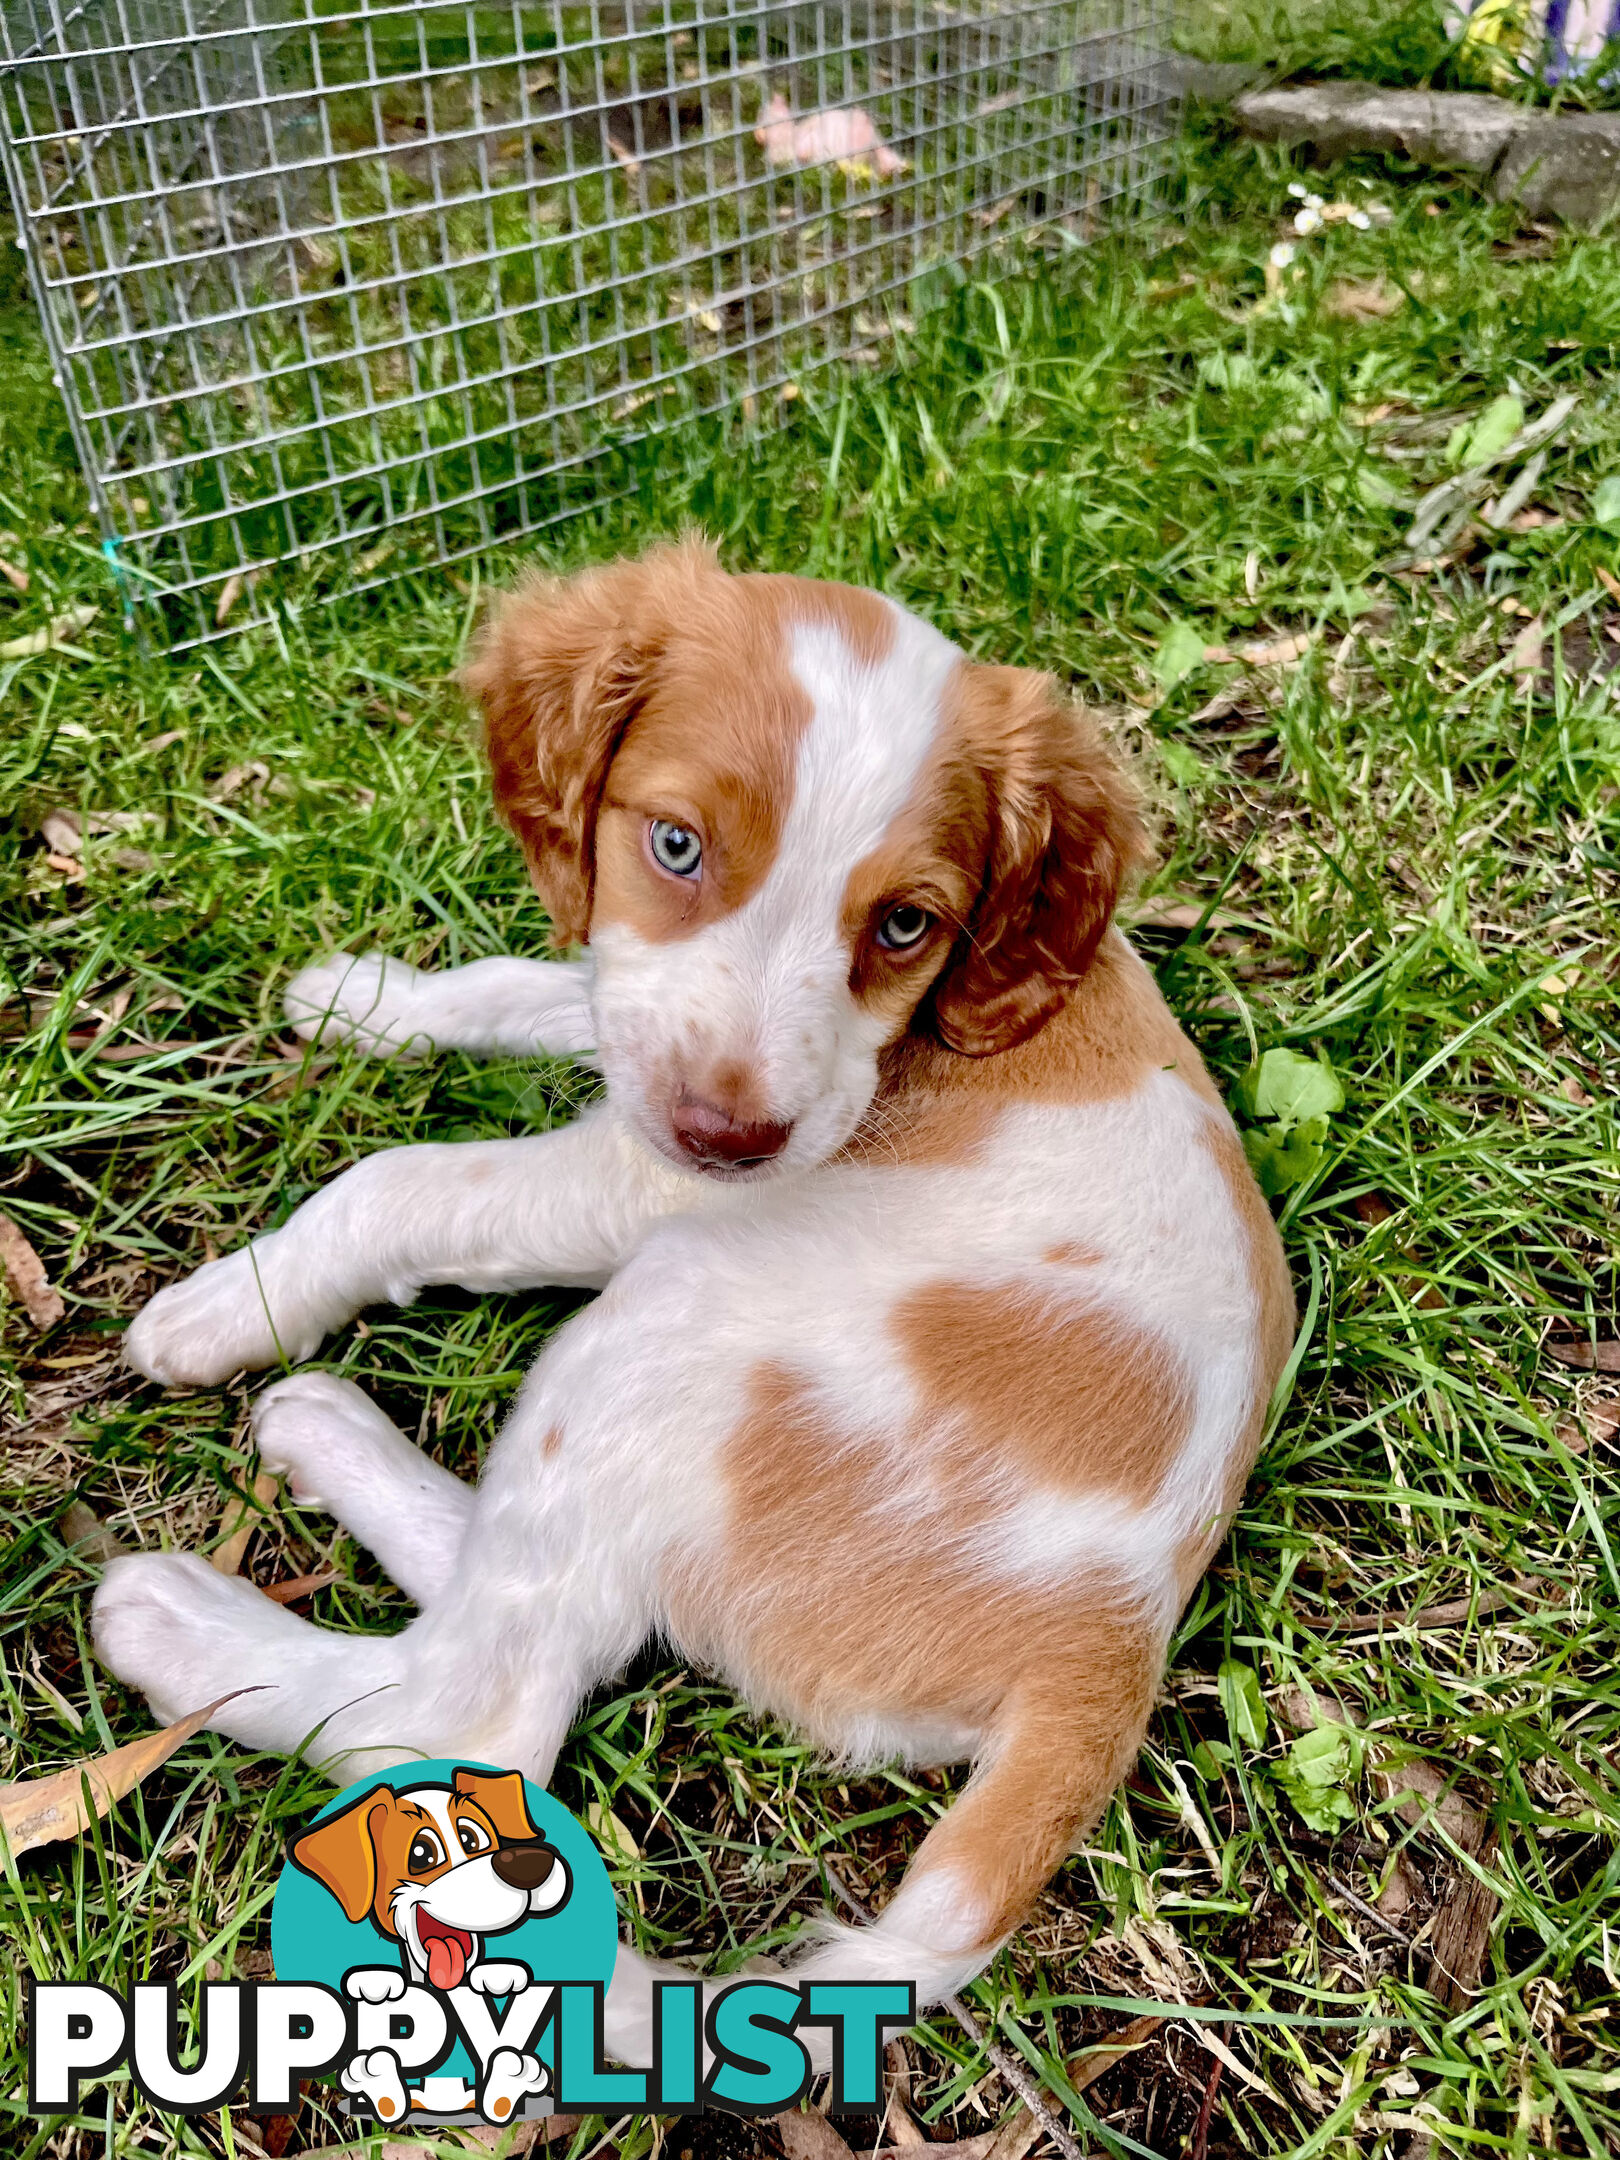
1225 77 1620 227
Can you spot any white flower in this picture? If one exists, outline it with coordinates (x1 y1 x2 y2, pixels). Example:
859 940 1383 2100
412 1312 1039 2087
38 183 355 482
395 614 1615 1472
1293 207 1323 235
1269 241 1297 268
1287 181 1307 199
1349 209 1371 230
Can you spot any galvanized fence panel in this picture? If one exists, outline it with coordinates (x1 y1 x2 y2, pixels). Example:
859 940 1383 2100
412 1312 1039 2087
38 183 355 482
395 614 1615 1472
2 0 1176 647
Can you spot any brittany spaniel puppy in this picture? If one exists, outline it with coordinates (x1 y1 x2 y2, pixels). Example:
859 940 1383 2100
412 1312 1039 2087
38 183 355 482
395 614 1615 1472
94 540 1292 2061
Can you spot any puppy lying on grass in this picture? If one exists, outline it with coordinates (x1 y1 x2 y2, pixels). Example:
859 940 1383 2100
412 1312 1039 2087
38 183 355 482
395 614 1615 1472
95 539 1292 2063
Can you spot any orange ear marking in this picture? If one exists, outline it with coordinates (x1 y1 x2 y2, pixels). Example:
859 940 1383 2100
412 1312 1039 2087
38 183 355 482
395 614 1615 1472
451 1766 540 1844
462 536 721 946
289 1790 391 1924
931 664 1146 1056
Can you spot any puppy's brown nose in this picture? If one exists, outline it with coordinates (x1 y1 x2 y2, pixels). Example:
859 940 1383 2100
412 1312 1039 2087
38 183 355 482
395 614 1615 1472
491 1839 559 1890
670 1097 792 1169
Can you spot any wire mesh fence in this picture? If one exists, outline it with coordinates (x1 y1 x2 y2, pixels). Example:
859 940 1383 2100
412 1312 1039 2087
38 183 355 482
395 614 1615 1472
1 0 1177 648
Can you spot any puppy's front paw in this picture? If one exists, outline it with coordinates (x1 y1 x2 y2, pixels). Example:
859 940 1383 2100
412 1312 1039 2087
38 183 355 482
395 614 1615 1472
347 1968 408 2006
285 952 430 1059
92 1553 282 1729
125 1241 324 1387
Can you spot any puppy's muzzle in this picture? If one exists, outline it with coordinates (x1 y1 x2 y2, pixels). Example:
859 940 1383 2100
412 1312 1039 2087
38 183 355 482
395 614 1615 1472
491 1837 562 1891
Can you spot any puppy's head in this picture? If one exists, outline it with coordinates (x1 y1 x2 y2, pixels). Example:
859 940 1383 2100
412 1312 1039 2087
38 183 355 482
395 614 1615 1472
465 539 1142 1178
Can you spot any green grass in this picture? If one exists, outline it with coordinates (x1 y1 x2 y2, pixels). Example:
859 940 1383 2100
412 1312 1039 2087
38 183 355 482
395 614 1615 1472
3 104 1619 2160
1177 0 1620 108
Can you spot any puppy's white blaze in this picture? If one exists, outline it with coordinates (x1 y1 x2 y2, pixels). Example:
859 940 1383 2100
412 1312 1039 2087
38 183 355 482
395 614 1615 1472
591 604 959 1165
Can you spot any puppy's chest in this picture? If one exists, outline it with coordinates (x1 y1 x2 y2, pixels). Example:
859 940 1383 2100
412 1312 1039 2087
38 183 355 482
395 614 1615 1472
608 1079 1251 1472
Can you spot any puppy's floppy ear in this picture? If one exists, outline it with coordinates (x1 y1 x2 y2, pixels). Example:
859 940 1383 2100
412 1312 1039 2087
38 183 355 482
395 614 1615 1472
932 665 1145 1057
290 1790 390 1924
462 535 720 946
452 1767 540 1844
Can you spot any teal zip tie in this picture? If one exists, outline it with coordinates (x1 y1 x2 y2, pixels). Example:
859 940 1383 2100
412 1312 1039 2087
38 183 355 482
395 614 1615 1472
101 534 135 632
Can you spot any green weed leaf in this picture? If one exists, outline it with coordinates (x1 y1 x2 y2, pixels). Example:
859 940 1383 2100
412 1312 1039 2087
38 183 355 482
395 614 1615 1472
1590 475 1620 532
1244 1116 1330 1198
1236 1048 1345 1132
1218 1659 1268 1751
1447 393 1523 469
1274 1722 1364 1832
1154 620 1209 689
1354 466 1407 511
1198 351 1258 392
1156 739 1208 786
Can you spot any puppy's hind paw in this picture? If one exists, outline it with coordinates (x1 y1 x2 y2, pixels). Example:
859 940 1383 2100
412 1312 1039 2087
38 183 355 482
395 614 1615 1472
285 952 431 1059
92 1553 287 1732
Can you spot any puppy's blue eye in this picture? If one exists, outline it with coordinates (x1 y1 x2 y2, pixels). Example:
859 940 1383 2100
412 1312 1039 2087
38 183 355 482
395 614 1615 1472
649 820 702 878
876 903 933 951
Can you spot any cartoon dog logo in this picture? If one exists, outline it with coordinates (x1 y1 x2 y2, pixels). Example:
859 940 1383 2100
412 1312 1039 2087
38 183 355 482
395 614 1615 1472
291 1767 571 2123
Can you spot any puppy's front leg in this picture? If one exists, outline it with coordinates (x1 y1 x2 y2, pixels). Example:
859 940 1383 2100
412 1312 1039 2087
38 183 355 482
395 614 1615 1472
125 1106 687 1389
285 952 595 1063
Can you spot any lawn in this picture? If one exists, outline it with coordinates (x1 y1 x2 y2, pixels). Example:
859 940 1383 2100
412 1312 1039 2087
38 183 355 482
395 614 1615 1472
2 55 1619 2160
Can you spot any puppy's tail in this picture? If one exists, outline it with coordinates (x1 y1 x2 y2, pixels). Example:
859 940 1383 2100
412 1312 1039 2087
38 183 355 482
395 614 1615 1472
602 1657 1158 2070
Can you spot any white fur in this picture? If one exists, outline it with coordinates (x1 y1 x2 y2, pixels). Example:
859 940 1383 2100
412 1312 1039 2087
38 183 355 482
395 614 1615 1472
96 605 1266 2072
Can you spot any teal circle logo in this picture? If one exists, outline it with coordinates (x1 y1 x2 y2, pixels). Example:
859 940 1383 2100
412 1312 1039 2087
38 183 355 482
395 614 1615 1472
270 1760 616 2125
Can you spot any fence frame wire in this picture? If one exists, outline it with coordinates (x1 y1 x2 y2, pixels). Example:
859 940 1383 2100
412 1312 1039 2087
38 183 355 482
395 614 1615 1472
2 0 1177 648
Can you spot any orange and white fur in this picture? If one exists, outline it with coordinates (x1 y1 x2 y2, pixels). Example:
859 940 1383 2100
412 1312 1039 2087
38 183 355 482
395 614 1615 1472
94 541 1292 2066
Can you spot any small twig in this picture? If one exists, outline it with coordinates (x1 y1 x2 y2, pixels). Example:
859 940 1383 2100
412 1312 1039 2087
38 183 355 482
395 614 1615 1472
1327 1872 1415 1948
1188 2054 1223 2160
1299 1572 1553 1634
820 1868 1087 2160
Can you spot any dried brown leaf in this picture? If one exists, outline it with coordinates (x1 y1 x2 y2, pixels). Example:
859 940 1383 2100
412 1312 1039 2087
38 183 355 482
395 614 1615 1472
1325 278 1402 319
1511 614 1545 687
1130 897 1241 932
212 1467 281 1574
1543 1336 1620 1373
0 1211 65 1329
0 1691 252 1856
59 1500 128 1563
261 1568 342 1605
1241 629 1317 668
775 2106 857 2160
0 604 98 658
983 2104 1041 2160
1067 2012 1165 2094
0 555 29 593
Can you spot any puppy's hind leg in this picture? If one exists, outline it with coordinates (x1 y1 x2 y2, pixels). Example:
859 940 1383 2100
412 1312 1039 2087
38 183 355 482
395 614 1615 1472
254 1374 473 1607
284 953 595 1063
